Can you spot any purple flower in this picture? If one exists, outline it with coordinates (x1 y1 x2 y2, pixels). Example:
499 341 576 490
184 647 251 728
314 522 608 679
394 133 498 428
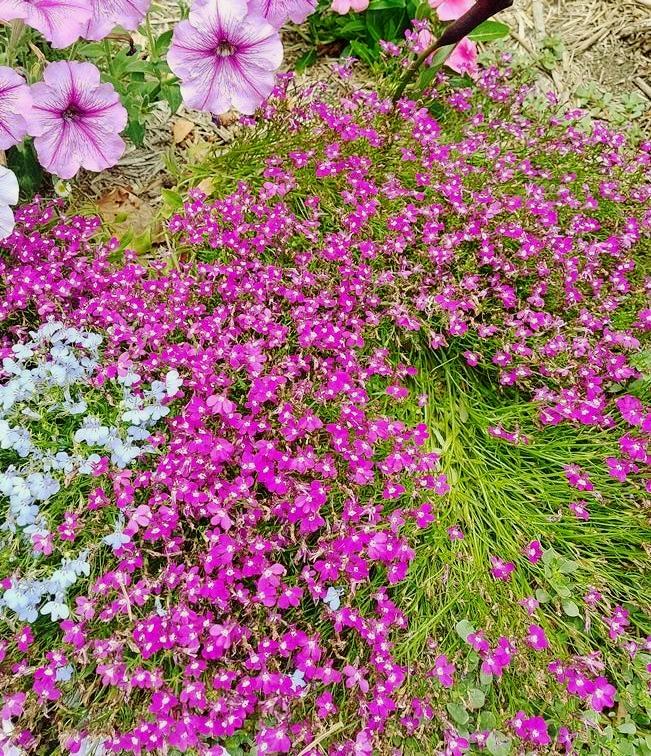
564 464 593 491
490 555 515 581
524 716 550 746
0 67 32 149
27 61 127 179
431 654 454 688
248 0 315 27
84 0 152 40
525 624 550 651
0 0 91 48
523 539 542 564
590 676 616 711
569 500 590 521
167 0 283 115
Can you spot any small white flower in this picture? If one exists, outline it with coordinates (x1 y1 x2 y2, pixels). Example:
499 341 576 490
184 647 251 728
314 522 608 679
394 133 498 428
41 598 70 621
290 668 307 691
55 664 74 682
323 586 343 611
165 369 183 398
74 418 110 446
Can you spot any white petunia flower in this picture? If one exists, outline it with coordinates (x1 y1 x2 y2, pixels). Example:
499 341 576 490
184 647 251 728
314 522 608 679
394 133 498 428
0 166 19 239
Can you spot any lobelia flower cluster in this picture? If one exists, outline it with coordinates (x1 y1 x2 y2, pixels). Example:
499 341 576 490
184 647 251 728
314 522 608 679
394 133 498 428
0 320 181 626
0 62 650 753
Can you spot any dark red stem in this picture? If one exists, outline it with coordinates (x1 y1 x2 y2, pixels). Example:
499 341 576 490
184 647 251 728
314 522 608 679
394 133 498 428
393 0 514 102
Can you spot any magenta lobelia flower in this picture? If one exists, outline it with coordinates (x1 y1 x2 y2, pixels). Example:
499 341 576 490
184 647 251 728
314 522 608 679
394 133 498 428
167 0 283 116
27 61 128 179
249 0 316 27
0 0 92 48
0 67 32 150
83 0 152 41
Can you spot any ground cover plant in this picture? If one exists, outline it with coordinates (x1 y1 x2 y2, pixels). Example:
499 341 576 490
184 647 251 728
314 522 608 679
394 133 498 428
0 39 649 754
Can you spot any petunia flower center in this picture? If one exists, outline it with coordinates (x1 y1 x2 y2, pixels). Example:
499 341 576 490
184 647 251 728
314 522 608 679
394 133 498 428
62 105 81 122
216 41 235 57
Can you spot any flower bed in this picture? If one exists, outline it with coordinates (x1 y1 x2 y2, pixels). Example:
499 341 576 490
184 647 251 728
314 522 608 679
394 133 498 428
0 63 650 754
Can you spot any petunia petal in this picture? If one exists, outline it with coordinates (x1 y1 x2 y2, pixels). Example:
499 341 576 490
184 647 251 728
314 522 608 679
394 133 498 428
0 66 32 150
248 0 316 26
84 0 152 41
0 202 16 240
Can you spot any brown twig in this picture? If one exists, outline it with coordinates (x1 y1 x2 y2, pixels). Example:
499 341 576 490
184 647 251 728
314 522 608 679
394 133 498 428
392 0 514 103
531 0 546 39
633 77 651 101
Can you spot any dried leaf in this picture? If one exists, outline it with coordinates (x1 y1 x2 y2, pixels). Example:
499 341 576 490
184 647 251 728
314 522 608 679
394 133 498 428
197 178 214 196
216 111 239 127
173 118 194 144
97 187 156 237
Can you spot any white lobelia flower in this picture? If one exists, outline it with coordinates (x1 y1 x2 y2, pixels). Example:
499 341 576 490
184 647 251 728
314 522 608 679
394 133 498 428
323 586 343 611
0 166 19 239
165 369 183 398
74 418 110 446
41 597 70 621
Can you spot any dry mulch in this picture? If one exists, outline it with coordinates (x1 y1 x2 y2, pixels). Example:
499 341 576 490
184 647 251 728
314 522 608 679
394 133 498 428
504 0 650 103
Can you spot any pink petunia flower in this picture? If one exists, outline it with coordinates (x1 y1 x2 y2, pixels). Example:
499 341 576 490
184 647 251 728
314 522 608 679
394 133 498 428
248 0 316 27
331 0 369 13
446 37 479 77
27 61 127 179
0 67 32 150
83 0 152 41
167 0 283 116
429 0 474 21
0 0 92 48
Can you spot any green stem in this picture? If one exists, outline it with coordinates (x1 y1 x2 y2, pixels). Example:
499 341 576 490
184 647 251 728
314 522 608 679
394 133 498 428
392 43 455 103
144 15 159 67
103 39 116 78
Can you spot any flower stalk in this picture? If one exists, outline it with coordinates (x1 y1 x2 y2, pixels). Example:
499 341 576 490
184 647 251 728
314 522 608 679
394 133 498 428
4 20 26 67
